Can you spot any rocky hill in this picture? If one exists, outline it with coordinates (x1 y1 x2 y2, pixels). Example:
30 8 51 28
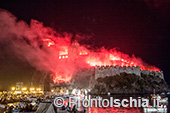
90 72 168 94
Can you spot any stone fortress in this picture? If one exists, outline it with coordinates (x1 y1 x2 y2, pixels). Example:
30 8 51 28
71 65 164 89
94 65 164 80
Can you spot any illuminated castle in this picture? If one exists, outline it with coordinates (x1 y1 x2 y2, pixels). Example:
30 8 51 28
44 39 162 83
57 41 164 80
57 40 88 60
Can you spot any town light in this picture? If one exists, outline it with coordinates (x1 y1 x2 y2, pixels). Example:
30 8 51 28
22 87 27 91
36 88 41 91
30 88 35 91
11 87 15 91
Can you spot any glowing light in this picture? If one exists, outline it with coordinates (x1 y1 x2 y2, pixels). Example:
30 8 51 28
30 88 35 91
43 39 55 47
36 88 41 91
59 46 68 55
22 87 27 91
51 73 72 83
79 52 88 55
11 87 15 91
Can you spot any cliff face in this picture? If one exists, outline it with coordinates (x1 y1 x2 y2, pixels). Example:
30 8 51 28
91 72 168 94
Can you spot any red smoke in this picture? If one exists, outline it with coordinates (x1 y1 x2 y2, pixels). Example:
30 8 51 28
0 9 160 83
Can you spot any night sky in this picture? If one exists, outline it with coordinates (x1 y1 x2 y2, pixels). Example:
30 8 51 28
0 0 170 90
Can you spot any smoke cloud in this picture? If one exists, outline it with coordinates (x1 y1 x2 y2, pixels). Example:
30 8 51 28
0 9 160 83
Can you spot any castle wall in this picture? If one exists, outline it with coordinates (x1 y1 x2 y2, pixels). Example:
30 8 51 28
95 66 164 80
